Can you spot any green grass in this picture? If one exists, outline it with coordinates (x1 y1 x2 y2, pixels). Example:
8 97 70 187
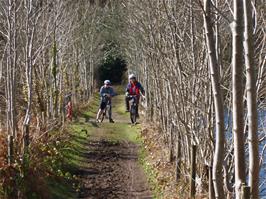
81 94 100 120
48 179 77 199
139 143 163 199
94 122 141 144
62 127 89 165
115 95 128 116
47 120 92 198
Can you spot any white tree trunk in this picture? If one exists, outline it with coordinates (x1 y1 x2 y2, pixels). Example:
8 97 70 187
243 0 259 197
231 0 246 198
23 0 37 154
203 0 225 198
6 0 17 164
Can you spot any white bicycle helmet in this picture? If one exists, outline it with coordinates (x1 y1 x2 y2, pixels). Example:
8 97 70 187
104 80 111 85
129 74 136 79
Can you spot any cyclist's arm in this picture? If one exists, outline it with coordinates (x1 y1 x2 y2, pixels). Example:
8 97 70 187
110 87 116 97
125 84 131 96
100 86 108 97
126 83 132 92
138 83 145 96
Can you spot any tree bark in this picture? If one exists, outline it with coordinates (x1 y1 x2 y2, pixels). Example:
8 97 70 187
6 0 17 164
231 0 246 198
243 0 259 197
23 0 36 154
203 0 225 198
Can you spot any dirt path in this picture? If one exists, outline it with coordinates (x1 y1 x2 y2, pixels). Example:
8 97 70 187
76 93 152 199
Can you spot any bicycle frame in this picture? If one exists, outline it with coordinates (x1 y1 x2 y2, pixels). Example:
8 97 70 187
129 95 138 124
100 96 111 122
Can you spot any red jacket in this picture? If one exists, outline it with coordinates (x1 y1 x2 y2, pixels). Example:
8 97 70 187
126 81 145 96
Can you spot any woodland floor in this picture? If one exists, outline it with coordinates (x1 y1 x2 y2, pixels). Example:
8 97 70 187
54 89 153 199
51 87 208 199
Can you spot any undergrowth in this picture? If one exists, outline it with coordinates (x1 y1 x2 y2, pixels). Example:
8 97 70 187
139 140 163 199
0 127 81 199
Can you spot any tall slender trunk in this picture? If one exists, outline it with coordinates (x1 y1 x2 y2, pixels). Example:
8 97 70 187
243 0 259 197
190 0 197 145
84 59 89 100
52 38 58 118
231 0 246 198
11 0 17 139
6 0 12 140
52 2 58 119
214 0 222 75
203 0 225 198
6 0 17 164
59 59 63 123
23 0 34 154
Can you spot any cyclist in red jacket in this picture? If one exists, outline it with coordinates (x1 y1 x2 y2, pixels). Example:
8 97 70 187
125 74 145 117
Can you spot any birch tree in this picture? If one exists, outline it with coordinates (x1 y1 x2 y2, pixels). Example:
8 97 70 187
203 0 225 197
0 0 265 197
243 0 259 197
22 0 42 154
231 0 246 197
3 0 19 164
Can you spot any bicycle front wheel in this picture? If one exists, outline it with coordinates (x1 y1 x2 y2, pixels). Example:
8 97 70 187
100 110 106 122
130 106 137 124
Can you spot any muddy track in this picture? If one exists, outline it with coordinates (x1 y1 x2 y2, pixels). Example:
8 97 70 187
77 139 152 199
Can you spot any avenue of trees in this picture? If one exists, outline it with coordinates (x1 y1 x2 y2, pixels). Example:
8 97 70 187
119 0 266 198
0 0 265 198
0 0 110 196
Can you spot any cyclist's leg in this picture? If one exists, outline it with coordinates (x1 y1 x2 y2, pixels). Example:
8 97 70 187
96 108 103 120
96 101 106 120
108 104 112 119
100 100 107 110
125 96 130 111
109 103 114 122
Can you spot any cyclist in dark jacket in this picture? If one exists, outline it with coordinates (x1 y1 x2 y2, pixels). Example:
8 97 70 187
125 74 145 117
96 80 116 123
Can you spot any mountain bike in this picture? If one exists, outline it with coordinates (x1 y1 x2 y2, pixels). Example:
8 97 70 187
100 95 111 123
129 95 138 124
